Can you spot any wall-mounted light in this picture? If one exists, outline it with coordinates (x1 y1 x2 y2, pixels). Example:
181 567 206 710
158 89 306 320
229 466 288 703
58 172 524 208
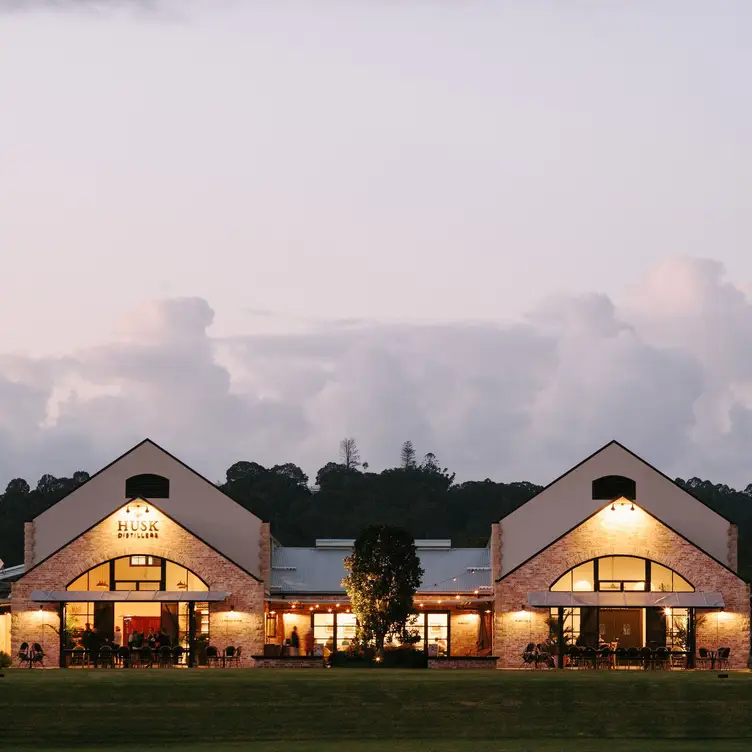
485 609 492 614
521 604 526 611
229 605 235 613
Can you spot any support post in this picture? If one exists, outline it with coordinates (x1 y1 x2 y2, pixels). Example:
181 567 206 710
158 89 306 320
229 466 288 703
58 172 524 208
687 607 696 669
59 603 66 668
188 601 196 668
557 607 565 669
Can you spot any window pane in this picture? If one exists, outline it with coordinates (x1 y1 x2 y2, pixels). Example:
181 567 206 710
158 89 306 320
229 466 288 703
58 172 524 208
313 613 334 647
650 563 673 592
599 581 621 591
138 582 160 591
611 557 645 581
571 562 594 591
673 573 694 592
598 557 615 580
625 581 646 591
426 613 448 655
115 582 138 590
164 561 187 591
187 571 208 592
67 573 88 591
551 571 572 592
337 613 357 648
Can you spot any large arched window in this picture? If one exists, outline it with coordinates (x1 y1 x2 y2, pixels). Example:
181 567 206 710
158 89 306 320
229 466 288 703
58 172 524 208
67 556 208 592
550 556 694 593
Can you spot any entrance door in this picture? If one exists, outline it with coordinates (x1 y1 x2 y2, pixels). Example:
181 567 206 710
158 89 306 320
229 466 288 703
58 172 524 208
600 609 641 648
93 602 114 643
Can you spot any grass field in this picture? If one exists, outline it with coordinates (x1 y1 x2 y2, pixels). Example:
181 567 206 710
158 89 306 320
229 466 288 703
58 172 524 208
2 668 751 751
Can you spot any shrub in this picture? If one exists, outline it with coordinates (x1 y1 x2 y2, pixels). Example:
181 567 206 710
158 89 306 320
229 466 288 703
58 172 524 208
0 651 11 669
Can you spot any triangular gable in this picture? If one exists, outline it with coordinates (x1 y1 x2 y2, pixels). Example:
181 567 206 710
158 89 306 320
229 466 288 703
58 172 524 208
498 441 735 578
30 439 264 577
21 496 261 582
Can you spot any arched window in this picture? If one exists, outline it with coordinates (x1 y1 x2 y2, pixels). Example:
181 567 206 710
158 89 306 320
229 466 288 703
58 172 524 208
550 556 694 593
125 474 170 499
67 556 208 592
592 475 636 501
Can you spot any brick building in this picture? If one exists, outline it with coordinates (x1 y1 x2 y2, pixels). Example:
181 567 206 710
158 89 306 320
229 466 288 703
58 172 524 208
0 438 749 669
492 441 750 669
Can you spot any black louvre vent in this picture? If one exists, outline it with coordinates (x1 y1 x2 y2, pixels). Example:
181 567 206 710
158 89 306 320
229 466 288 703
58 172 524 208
592 475 636 501
125 473 170 499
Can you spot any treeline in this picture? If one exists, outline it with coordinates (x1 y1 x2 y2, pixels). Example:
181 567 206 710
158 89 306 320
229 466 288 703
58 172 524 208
1 439 751 581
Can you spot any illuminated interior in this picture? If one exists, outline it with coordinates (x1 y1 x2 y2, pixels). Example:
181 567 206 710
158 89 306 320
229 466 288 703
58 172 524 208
64 556 210 653
550 556 694 593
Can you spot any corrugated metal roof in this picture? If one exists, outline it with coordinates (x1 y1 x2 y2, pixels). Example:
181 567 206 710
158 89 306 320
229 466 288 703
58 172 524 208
271 545 491 594
0 564 25 581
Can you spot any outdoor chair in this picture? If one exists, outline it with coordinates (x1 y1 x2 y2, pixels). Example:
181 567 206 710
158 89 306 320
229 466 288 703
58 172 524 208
98 646 114 668
17 642 31 668
224 646 241 668
697 648 710 670
117 646 130 667
172 645 185 666
567 645 582 668
597 647 611 670
158 645 173 668
139 646 153 668
521 645 536 668
716 647 731 670
582 646 597 669
639 647 653 670
614 647 628 669
206 645 222 668
670 650 686 670
31 643 45 668
654 647 670 669
625 647 639 669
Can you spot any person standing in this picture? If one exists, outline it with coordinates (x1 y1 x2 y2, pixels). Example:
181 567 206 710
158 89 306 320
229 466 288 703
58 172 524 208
290 626 300 656
304 629 314 656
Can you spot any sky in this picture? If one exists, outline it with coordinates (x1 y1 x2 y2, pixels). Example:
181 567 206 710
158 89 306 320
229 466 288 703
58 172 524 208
1 1 752 489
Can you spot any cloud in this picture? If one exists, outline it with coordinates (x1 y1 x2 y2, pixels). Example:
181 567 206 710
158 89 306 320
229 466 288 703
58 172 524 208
1 256 752 490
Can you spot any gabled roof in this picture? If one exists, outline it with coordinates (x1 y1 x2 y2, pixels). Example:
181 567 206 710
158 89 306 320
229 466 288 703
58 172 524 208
498 440 737 578
21 496 261 583
30 439 264 576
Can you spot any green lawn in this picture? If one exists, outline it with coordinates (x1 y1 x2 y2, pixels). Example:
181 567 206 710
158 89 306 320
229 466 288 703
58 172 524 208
2 669 751 750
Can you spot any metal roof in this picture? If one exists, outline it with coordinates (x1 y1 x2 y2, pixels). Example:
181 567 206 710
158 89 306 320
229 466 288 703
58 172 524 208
527 591 725 608
30 590 230 602
0 564 25 581
271 544 491 594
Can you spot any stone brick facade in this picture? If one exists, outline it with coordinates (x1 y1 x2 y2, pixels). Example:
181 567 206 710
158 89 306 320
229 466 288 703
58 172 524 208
495 504 750 669
449 610 481 656
11 503 265 667
259 523 271 593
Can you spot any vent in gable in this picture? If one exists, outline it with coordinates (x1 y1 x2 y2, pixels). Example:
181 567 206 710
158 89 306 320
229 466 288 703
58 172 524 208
592 475 636 502
125 473 170 499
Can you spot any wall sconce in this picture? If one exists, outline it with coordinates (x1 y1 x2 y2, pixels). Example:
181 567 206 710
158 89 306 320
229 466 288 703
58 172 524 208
229 605 235 613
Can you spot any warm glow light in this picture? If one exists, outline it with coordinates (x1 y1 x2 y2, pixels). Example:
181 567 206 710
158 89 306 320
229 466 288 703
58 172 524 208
485 609 491 614
603 499 642 527
375 656 382 663
455 595 460 600
309 606 314 611
664 608 672 616
474 590 479 595
573 580 592 592
327 608 332 613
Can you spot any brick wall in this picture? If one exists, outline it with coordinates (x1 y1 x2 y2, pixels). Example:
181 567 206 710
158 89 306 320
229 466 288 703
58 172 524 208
259 523 271 593
23 522 34 571
450 610 481 655
494 504 750 669
11 503 265 667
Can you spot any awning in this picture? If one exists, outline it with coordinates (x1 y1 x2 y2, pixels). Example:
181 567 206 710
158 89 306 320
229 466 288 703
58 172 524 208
527 591 725 608
30 591 230 603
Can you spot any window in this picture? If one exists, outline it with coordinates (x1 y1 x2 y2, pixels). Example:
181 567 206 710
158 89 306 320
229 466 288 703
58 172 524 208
125 473 170 499
550 557 694 593
130 555 157 566
592 475 636 501
549 607 581 646
67 556 208 592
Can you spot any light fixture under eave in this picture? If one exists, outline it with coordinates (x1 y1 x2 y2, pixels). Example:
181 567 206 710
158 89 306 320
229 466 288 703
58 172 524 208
95 580 108 589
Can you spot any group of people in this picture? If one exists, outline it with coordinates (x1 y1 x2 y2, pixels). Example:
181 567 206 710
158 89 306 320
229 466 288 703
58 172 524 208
287 626 316 655
127 626 173 650
76 623 174 661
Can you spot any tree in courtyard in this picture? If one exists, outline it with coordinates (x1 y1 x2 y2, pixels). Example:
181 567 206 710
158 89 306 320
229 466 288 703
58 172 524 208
342 524 424 652
339 437 361 470
400 440 416 469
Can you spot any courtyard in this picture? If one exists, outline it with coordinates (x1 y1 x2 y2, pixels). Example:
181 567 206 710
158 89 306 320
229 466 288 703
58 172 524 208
2 669 751 750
